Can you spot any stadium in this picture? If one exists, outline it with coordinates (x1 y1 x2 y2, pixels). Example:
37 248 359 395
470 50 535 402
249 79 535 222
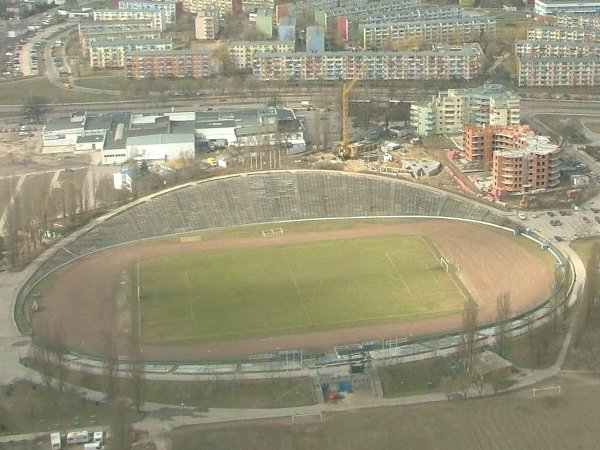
16 170 566 369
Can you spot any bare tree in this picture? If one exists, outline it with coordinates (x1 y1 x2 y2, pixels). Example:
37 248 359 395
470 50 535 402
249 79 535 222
458 301 479 373
103 329 119 402
22 96 50 123
495 291 512 356
109 398 132 450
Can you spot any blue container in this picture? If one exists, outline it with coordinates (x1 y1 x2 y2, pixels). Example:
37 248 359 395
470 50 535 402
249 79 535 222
338 381 353 393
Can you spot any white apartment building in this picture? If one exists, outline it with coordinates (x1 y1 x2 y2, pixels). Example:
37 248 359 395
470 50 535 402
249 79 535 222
515 39 600 57
79 19 156 34
357 6 462 25
118 0 177 24
555 14 600 28
93 9 166 30
527 25 600 42
80 29 162 53
88 38 173 68
228 40 295 69
360 16 496 50
410 84 520 136
517 56 600 86
252 44 484 81
534 0 600 16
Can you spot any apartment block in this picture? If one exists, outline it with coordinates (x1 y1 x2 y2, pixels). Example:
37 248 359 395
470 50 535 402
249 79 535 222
515 39 600 57
256 8 274 38
360 16 496 50
80 29 162 53
183 0 228 15
555 14 600 29
125 49 212 78
463 125 561 194
312 0 420 18
410 84 520 136
527 25 600 42
228 40 295 69
517 56 600 86
278 16 296 42
306 25 325 52
195 9 220 39
252 44 485 81
93 9 166 30
89 38 173 68
118 0 179 25
79 19 156 35
357 6 462 26
534 0 600 16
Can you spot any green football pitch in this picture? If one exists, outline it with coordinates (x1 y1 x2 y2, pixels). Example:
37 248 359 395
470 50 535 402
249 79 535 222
135 234 467 344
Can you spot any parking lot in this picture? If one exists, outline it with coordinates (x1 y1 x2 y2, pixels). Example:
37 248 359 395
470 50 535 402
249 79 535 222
516 207 600 243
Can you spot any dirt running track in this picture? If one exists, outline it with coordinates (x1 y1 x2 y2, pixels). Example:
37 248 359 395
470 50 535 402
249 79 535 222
33 219 555 360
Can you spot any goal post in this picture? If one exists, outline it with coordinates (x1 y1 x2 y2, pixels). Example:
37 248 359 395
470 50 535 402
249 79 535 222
532 385 561 399
440 257 449 273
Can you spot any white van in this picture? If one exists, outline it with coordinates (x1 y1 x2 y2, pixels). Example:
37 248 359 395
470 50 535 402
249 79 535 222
50 432 62 450
93 431 104 445
84 443 101 450
66 431 89 444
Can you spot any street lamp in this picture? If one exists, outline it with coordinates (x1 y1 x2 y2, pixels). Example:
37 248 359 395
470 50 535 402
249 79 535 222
181 403 185 426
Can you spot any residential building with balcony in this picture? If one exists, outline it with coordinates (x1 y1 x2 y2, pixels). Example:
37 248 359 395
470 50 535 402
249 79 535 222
125 49 212 78
534 0 600 16
79 19 157 35
555 14 600 28
527 25 600 42
410 84 520 136
88 38 173 68
515 39 600 57
278 16 296 42
256 8 274 38
118 0 179 24
183 0 232 15
357 6 462 26
517 56 600 86
80 28 162 53
228 40 295 69
463 125 561 194
251 44 485 81
93 9 166 30
306 25 325 52
360 16 496 50
195 9 220 39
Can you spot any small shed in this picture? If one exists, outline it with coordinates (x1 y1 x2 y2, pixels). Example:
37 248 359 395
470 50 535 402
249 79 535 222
472 350 513 382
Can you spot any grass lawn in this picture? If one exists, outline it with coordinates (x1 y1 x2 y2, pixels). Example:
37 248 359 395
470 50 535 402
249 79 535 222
583 122 600 134
136 234 466 344
0 78 107 104
73 75 133 92
379 357 452 397
0 381 113 435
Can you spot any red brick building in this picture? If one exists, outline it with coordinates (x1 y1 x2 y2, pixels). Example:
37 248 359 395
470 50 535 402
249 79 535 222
463 124 561 195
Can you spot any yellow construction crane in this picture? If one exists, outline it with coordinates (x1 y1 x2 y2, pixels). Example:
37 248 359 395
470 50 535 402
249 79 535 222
340 69 364 159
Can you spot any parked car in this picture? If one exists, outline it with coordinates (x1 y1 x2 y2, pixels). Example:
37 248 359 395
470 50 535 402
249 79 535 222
595 216 600 224
518 212 527 220
583 217 591 224
554 236 564 242
547 211 555 217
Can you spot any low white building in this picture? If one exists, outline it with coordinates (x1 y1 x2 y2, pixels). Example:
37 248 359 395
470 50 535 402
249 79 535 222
126 134 195 161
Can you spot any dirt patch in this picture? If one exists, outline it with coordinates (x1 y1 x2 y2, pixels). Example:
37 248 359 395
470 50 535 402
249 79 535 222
31 219 556 360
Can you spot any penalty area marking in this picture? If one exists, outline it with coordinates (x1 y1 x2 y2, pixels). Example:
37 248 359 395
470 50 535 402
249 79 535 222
292 412 323 424
262 227 284 237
